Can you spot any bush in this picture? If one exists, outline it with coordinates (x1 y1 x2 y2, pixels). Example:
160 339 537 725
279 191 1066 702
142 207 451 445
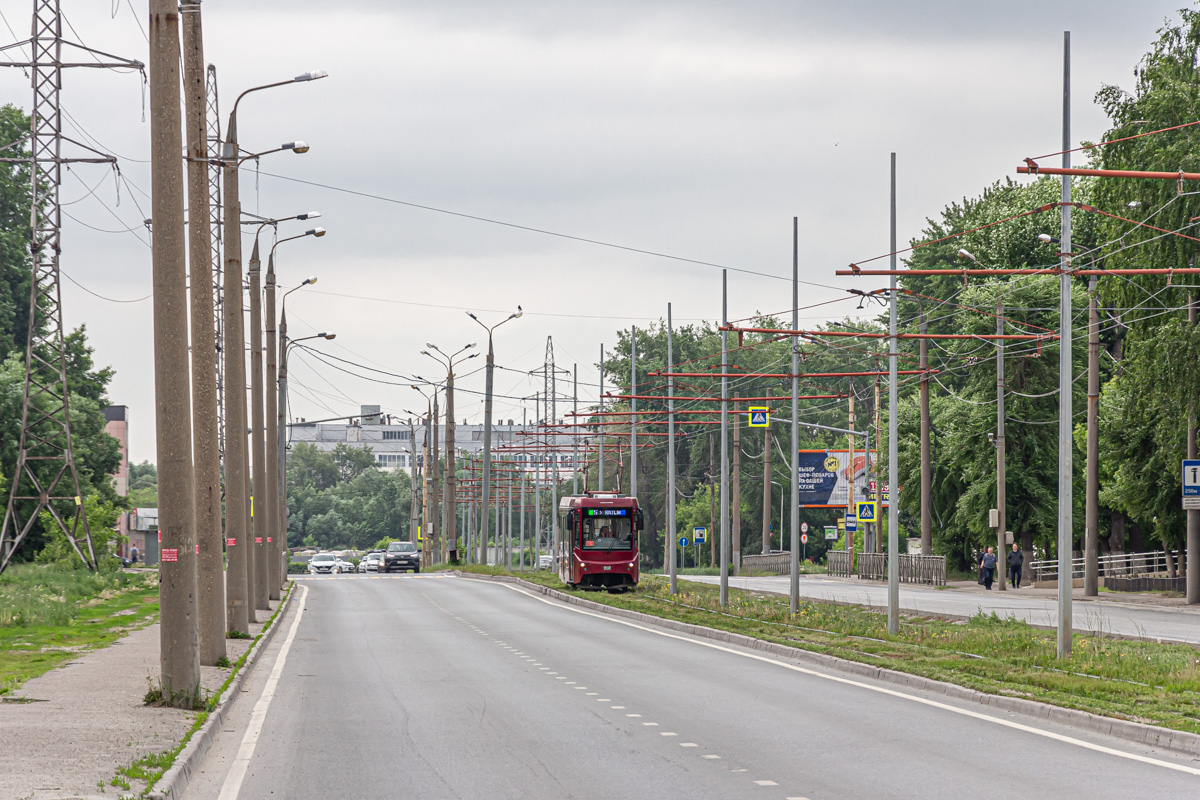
286 562 309 574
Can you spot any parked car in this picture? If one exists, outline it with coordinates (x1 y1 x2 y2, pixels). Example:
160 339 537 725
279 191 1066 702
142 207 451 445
309 552 338 575
380 541 420 573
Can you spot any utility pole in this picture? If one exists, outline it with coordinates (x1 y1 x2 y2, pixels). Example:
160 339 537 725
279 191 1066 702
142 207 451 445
422 409 431 564
408 418 418 543
1057 30 1074 658
872 363 882 553
263 258 281 599
520 460 527 569
443 373 456 564
996 292 1007 591
181 0 225 664
762 390 772 554
599 344 605 491
720 270 730 606
790 217 801 611
887 153 900 631
630 327 638 498
847 382 856 562
667 304 678 594
573 365 579 495
1188 293 1199 605
534 392 541 566
732 391 742 574
150 0 200 704
248 243 269 612
920 307 932 557
222 94 251 631
432 392 440 563
1085 278 1100 597
709 433 716 568
549 339 560 560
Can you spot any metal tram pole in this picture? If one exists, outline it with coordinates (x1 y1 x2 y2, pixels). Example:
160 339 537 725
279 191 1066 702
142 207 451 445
790 219 801 612
1057 31 1074 659
573 364 579 495
599 344 605 491
630 327 638 499
887 153 900 634
667 303 678 595
150 0 200 702
720 271 730 607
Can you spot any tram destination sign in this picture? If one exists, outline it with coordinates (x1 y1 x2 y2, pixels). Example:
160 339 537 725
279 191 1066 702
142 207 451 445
585 508 630 517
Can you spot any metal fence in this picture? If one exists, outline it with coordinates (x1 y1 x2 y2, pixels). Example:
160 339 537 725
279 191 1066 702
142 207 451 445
1027 549 1180 582
740 552 791 575
857 552 946 586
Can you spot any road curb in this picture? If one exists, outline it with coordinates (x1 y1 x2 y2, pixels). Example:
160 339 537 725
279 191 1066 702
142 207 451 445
147 584 296 800
458 571 1200 759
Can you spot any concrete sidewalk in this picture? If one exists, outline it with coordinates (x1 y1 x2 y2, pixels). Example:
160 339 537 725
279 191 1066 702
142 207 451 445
0 600 278 800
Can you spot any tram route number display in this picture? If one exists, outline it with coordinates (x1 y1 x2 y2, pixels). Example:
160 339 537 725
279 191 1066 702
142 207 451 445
585 508 630 517
796 449 887 508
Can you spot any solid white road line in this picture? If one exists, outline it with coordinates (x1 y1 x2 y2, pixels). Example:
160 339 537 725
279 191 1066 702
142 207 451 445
491 579 1200 778
217 584 310 800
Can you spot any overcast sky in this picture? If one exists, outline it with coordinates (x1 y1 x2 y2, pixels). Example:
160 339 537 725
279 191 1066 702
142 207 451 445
0 0 1190 463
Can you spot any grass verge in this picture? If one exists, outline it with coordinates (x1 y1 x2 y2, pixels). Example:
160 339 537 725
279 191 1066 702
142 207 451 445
0 564 160 696
113 582 295 799
450 565 1200 735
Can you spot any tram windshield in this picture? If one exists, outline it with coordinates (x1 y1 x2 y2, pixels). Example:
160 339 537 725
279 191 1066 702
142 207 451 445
580 508 634 551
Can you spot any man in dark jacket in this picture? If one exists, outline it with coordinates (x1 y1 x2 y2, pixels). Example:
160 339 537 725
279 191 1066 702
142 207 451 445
1007 542 1024 588
980 546 998 590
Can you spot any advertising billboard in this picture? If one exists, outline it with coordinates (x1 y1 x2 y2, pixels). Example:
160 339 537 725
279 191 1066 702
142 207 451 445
796 449 886 508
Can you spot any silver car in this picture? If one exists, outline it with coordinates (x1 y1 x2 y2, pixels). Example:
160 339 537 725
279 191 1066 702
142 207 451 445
308 552 338 574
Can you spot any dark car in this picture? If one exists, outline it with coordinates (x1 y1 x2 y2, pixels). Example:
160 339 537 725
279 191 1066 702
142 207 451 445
380 541 420 574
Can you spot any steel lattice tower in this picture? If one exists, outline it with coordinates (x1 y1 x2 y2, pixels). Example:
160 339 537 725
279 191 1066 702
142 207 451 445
206 63 223 462
0 1 143 572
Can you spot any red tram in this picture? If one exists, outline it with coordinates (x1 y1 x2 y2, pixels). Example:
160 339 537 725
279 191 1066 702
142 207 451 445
556 492 642 592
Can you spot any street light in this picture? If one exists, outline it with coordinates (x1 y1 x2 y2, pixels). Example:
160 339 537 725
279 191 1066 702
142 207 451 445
410 382 445 565
423 344 478 563
221 69 327 634
467 307 523 566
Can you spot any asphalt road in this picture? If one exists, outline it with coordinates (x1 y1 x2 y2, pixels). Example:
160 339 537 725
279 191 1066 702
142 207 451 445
684 574 1200 644
182 574 1200 800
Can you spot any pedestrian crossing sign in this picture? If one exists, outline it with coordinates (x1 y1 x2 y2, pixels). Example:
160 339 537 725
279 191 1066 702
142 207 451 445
748 407 769 428
856 501 878 523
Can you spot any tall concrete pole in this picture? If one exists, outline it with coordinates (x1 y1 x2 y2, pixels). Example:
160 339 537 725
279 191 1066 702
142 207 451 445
479 333 496 565
149 0 200 702
443 373 455 564
263 257 281 599
919 308 932 556
551 363 559 560
872 363 881 553
847 384 856 560
222 113 253 628
667 303 678 594
520 463 527 568
432 392 440 563
534 392 541 566
422 406 432 564
1057 30 1074 658
247 243 269 611
276 314 289 585
732 391 742 574
1084 278 1099 596
887 152 900 632
996 292 1007 591
762 389 772 554
720 270 730 606
180 0 224 664
599 344 605 491
630 327 638 498
790 218 801 611
1188 294 1199 605
709 432 717 568
408 418 418 543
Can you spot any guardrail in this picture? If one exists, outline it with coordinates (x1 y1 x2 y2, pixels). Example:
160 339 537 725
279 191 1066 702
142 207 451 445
857 552 947 586
1027 549 1180 582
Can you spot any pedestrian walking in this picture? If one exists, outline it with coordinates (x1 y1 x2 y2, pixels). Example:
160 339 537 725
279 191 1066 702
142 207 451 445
980 546 997 590
1007 542 1023 588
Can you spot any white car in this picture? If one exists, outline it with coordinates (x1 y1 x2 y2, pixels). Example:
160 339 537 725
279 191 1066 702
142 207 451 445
335 557 355 574
308 553 338 574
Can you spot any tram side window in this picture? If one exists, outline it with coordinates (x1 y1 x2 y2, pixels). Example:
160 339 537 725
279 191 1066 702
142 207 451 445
580 513 633 550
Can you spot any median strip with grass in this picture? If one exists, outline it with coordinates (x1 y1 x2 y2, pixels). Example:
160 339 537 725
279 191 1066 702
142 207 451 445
0 563 160 696
451 566 1200 735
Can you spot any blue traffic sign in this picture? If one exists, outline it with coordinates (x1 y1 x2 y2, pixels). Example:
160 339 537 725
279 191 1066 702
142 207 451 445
1185 459 1200 497
693 526 708 544
678 536 690 548
748 407 769 428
